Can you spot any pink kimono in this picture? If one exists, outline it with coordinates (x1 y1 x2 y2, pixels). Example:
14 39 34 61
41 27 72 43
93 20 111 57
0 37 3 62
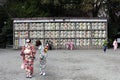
113 40 118 50
65 41 74 50
69 42 74 50
21 43 36 78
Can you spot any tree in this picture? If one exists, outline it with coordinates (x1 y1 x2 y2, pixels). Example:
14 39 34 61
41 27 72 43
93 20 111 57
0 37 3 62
63 0 86 17
81 0 108 17
107 0 120 40
4 0 86 17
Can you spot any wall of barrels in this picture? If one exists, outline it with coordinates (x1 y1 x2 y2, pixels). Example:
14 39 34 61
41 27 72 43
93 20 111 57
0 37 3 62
13 18 107 49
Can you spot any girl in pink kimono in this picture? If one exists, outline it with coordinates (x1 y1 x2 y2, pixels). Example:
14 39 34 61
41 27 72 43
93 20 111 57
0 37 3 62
113 39 118 51
21 39 36 78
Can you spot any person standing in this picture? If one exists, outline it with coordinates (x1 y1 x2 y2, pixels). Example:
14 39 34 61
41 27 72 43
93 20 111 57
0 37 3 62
36 40 48 76
113 39 118 51
20 39 36 78
103 40 108 52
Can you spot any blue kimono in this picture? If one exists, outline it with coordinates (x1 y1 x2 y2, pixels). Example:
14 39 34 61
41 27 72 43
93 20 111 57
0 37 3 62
38 45 47 75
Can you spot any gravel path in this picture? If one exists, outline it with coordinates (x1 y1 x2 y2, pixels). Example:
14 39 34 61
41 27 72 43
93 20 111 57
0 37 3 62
0 49 120 80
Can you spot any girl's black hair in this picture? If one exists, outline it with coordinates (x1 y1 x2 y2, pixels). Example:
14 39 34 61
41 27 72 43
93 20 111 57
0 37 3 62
36 40 42 46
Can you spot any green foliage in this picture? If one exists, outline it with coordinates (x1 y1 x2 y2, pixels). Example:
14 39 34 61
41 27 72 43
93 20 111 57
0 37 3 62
108 0 120 42
107 39 113 48
4 0 50 17
2 0 120 18
2 18 12 34
3 0 87 17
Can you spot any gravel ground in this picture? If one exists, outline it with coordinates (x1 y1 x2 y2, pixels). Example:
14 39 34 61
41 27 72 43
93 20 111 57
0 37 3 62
0 48 120 80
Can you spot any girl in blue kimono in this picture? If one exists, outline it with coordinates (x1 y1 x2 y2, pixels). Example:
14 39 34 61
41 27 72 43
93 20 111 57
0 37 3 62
36 40 48 76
